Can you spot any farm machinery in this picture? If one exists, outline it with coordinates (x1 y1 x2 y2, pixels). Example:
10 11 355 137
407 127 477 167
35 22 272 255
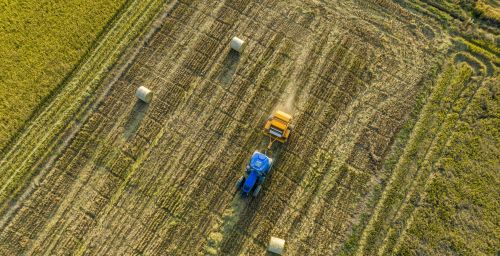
236 110 293 197
263 110 293 150
236 151 273 197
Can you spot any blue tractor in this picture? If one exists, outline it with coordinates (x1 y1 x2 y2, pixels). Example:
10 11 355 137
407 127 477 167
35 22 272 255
236 151 273 197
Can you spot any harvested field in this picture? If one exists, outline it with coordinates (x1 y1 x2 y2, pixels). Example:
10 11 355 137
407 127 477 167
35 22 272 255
0 0 498 255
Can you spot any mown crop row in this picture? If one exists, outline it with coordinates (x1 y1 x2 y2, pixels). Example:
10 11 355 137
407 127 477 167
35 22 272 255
343 0 499 253
351 37 498 255
356 60 474 253
395 76 498 254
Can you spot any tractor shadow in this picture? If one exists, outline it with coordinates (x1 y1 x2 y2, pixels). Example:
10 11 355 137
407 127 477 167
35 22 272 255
124 100 149 139
217 50 240 86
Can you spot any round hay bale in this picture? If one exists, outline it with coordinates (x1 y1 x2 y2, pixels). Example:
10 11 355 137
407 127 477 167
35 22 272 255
136 86 152 103
268 236 285 255
230 36 246 53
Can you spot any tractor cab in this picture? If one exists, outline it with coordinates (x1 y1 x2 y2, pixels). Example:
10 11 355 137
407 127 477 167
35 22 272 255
236 151 273 197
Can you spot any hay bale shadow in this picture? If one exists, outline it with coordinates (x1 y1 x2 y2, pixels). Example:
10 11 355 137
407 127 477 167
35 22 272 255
218 50 241 86
124 100 149 139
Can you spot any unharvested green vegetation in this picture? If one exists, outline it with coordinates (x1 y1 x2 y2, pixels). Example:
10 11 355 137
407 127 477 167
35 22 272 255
349 0 499 252
396 79 499 254
418 0 500 25
354 57 499 254
0 0 498 255
0 0 127 150
473 0 500 24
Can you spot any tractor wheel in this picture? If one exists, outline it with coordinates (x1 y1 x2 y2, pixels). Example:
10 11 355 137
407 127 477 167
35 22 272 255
252 185 262 197
259 176 266 184
236 176 245 189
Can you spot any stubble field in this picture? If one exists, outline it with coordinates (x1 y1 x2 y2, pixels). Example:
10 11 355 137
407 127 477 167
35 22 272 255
0 0 498 255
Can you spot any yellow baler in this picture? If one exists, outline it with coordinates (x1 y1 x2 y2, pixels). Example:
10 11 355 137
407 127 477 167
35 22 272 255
263 110 293 148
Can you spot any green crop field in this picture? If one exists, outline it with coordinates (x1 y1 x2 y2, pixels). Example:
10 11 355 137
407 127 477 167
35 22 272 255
0 0 498 255
0 0 127 151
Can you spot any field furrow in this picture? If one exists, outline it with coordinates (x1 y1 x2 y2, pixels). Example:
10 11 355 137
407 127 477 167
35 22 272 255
2 0 497 255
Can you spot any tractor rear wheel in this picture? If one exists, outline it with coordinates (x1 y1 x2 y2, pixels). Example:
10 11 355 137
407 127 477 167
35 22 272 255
252 185 262 197
236 176 245 189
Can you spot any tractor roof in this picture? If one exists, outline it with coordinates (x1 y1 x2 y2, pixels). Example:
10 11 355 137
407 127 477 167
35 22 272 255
250 151 271 172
